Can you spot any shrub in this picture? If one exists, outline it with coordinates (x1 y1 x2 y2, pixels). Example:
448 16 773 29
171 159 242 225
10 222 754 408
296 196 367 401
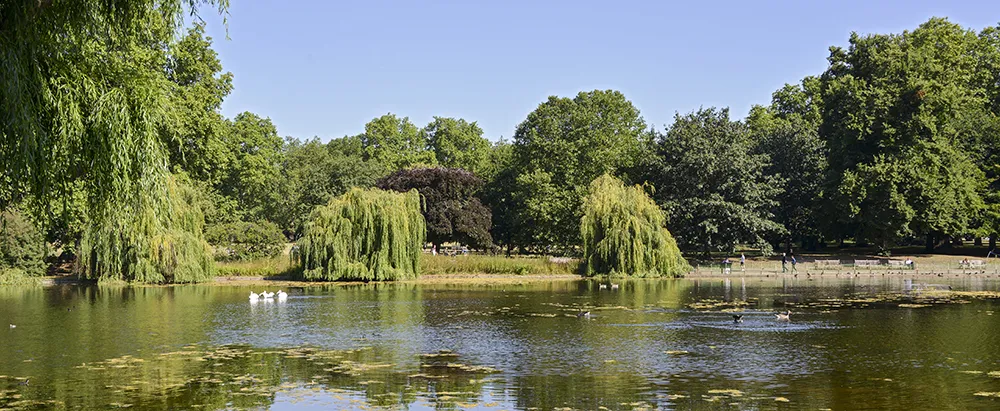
0 210 47 277
205 221 286 262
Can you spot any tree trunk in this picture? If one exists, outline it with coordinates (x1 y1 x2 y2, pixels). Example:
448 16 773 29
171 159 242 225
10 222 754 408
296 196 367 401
974 236 983 247
990 234 996 251
925 234 935 253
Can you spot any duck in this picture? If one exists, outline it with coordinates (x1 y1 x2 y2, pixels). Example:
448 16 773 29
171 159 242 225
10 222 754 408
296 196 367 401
599 284 608 290
8 324 15 329
276 290 288 300
249 292 260 301
576 311 591 318
775 310 791 321
732 314 744 323
610 283 619 290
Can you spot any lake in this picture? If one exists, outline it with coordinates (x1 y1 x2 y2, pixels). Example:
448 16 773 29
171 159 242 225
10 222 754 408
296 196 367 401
1 277 999 410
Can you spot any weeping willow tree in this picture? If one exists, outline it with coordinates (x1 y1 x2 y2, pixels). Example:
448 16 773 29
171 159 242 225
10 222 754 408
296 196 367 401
1 1 225 282
581 175 689 277
298 188 425 281
79 174 215 283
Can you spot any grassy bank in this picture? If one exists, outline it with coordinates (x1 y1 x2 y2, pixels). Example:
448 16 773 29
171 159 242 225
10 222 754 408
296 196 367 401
215 255 299 278
420 254 581 276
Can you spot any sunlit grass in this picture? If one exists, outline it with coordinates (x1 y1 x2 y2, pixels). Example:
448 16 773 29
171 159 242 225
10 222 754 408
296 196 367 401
420 254 581 276
215 255 299 278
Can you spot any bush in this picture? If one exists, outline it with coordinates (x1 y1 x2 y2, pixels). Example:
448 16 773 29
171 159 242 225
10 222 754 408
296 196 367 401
0 210 47 277
205 221 286 262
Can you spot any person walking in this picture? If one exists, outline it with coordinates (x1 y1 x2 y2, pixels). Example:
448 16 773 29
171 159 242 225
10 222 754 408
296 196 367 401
791 254 797 272
781 253 788 273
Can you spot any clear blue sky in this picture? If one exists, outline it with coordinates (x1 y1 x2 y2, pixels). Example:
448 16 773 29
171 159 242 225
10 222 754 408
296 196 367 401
199 0 1000 141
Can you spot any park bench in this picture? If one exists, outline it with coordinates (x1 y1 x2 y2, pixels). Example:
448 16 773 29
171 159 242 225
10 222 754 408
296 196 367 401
853 259 881 268
814 259 841 268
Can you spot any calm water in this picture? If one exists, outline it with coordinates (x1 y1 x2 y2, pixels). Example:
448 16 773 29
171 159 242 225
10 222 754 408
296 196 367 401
1 277 999 410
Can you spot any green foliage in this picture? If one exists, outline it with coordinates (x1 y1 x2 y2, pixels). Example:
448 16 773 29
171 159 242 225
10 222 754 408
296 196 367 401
79 175 216 283
580 175 688 277
219 112 285 222
160 22 234 186
297 188 425 281
271 136 383 237
0 0 225 283
747 83 828 248
215 255 298 277
205 221 285 261
425 117 492 176
644 108 784 255
819 18 991 248
838 143 984 252
504 90 650 251
0 210 47 277
360 114 437 172
421 254 580 276
378 167 493 249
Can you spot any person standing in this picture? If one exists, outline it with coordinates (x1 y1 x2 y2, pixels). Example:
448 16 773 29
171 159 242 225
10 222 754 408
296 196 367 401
781 253 787 273
740 253 746 271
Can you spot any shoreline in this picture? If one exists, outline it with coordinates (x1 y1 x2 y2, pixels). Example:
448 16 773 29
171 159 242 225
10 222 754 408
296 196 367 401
31 270 1000 287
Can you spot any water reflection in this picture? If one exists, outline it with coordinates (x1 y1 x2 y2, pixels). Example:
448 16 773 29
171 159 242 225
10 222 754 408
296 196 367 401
0 278 998 410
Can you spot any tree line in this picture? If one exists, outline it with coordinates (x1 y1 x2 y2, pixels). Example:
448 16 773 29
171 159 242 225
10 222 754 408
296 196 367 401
2 2 999 282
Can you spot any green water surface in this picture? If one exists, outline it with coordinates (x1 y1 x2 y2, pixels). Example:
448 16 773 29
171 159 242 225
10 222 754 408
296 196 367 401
1 277 999 410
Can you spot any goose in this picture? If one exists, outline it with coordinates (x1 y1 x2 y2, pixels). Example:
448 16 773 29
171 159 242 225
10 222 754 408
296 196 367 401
249 292 260 301
276 290 288 300
610 283 620 290
732 314 744 323
577 311 591 318
599 284 608 290
775 310 791 321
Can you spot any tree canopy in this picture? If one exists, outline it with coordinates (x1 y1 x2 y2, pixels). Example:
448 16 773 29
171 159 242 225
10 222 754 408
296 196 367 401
818 18 992 252
502 90 650 251
644 108 784 255
297 188 425 281
378 167 493 249
581 175 688 277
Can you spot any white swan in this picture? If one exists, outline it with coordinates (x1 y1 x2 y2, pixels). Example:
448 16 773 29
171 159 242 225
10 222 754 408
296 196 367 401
249 291 260 301
276 290 288 300
262 291 274 299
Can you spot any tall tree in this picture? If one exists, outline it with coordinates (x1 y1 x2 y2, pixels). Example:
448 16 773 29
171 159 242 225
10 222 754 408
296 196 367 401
425 117 492 176
819 18 988 251
360 114 436 172
646 108 784 255
505 90 649 251
272 136 382 238
219 112 284 223
160 22 234 186
379 167 493 249
581 175 688 277
0 0 226 282
298 188 425 281
748 77 827 250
